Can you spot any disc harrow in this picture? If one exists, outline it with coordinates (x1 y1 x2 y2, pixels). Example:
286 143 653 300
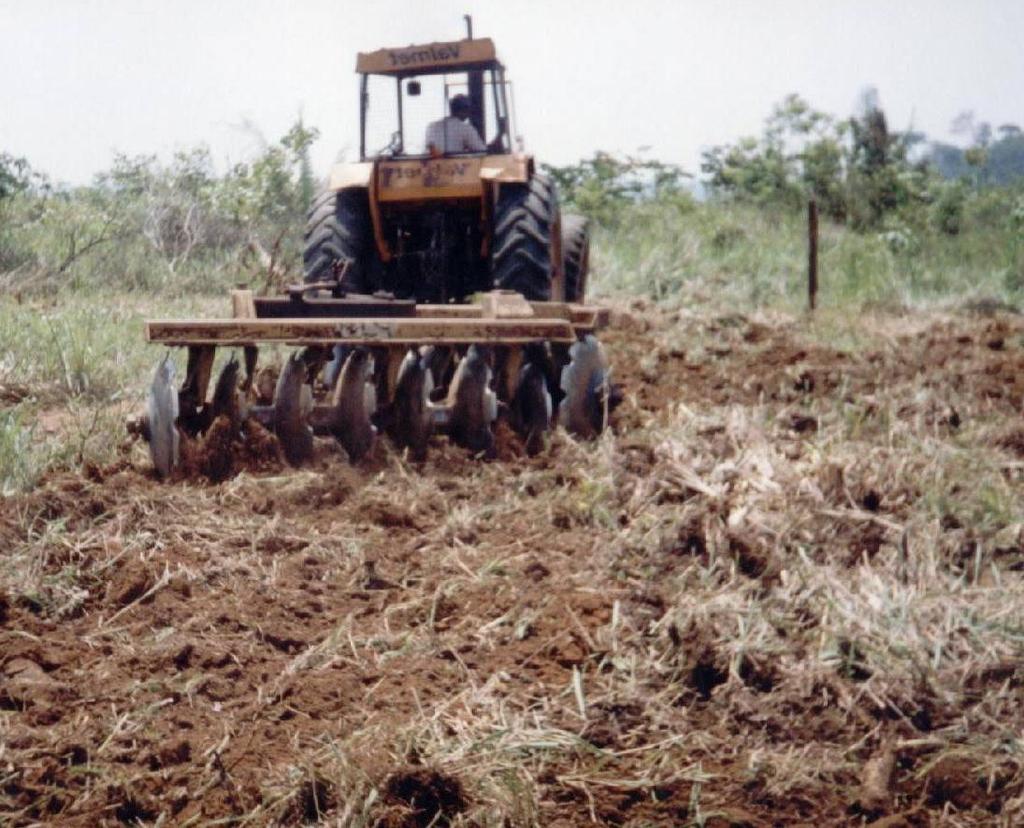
130 287 613 478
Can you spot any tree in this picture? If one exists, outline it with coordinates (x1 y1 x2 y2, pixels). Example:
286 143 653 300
927 143 971 180
986 131 1024 185
543 152 689 226
846 90 914 227
928 116 1024 186
701 135 798 209
701 94 860 218
98 149 217 274
0 154 47 272
0 153 33 201
702 89 928 229
284 115 318 213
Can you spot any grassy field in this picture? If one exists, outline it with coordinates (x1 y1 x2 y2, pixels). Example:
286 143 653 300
596 199 1023 310
1 200 1024 825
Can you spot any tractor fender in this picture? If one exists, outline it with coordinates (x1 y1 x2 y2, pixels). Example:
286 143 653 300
328 162 374 191
480 154 532 184
328 156 530 190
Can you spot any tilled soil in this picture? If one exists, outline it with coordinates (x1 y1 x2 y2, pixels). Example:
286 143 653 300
2 304 1024 826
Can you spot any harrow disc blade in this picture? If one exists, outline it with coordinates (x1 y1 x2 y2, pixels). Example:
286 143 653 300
448 346 497 456
559 335 610 439
273 353 314 465
330 349 377 462
209 356 241 426
513 362 552 456
146 356 180 479
390 349 433 461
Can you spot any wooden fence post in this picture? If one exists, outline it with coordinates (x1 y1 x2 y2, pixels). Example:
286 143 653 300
808 199 818 312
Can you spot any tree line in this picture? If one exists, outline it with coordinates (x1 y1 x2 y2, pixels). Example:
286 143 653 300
545 90 1024 239
1 91 1022 297
0 121 318 294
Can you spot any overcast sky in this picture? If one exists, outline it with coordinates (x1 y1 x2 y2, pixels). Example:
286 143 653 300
2 0 1021 185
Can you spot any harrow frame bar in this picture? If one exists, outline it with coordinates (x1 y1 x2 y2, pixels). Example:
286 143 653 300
147 317 577 347
146 289 610 348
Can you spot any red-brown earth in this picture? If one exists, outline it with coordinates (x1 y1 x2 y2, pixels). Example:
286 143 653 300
2 305 1023 826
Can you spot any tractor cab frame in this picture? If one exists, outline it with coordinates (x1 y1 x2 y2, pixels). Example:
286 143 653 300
356 38 514 160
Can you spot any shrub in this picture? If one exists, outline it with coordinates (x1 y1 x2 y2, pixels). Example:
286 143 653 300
932 182 966 236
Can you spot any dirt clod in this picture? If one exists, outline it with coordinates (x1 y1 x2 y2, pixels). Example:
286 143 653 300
147 739 191 770
925 757 987 810
857 742 896 815
287 775 336 824
109 788 158 825
198 415 237 482
788 411 819 433
997 429 1024 458
380 768 467 828
106 562 153 607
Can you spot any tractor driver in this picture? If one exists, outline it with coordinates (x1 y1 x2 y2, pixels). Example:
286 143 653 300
425 94 486 155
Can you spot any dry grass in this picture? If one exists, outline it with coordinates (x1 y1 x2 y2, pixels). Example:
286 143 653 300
1 301 1023 825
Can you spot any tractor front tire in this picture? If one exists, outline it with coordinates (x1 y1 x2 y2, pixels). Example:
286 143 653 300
491 175 558 301
561 213 590 302
303 188 374 292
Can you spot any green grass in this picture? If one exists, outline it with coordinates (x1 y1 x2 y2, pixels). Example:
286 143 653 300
591 200 1024 312
0 291 231 491
0 406 37 494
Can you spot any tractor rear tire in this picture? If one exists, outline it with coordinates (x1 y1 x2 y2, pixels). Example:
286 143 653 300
303 188 374 292
561 213 590 302
491 175 558 301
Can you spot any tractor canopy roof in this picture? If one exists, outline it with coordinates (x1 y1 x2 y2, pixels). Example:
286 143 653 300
355 38 501 77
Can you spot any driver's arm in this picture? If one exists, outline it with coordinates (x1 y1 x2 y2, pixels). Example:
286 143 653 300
485 116 507 153
463 122 486 153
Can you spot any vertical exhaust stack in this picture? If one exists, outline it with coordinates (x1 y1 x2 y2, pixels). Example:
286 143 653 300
463 14 486 142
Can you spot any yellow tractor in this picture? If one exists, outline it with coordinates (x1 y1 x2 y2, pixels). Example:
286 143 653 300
306 27 590 304
131 25 609 478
